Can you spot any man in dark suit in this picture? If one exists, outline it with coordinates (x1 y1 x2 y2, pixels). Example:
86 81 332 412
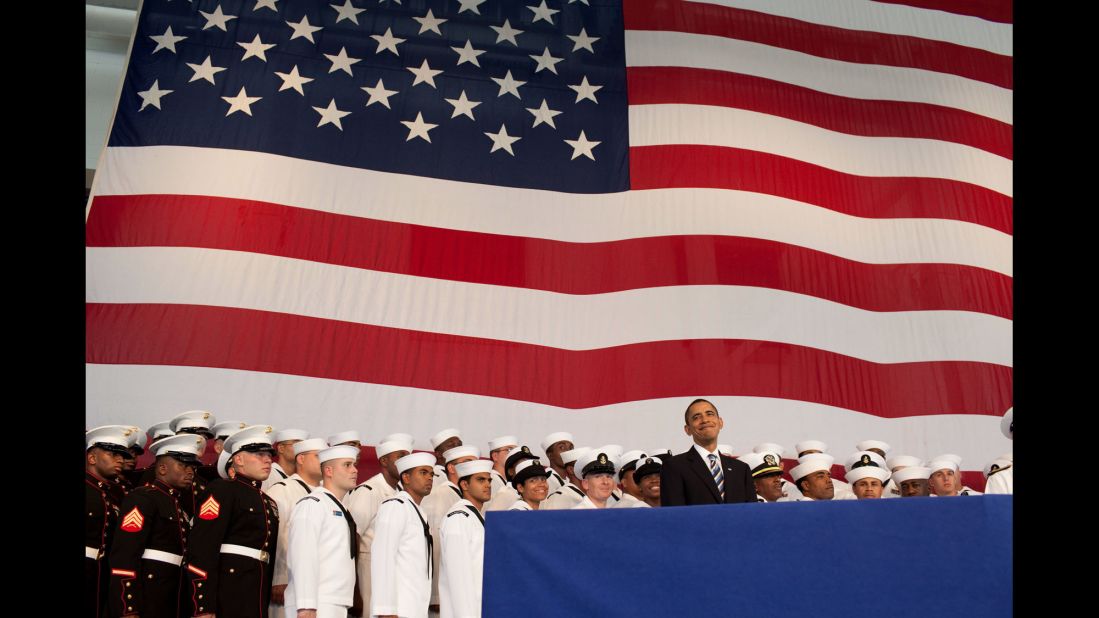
660 399 757 506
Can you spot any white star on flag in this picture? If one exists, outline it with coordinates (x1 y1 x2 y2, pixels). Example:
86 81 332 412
564 130 601 160
371 28 405 56
186 56 227 84
313 99 352 130
490 19 523 46
445 90 481 120
527 1 559 25
200 5 238 32
137 80 172 111
484 124 522 156
401 112 438 143
362 79 398 109
568 76 602 104
275 65 314 95
286 16 323 43
149 26 186 55
222 87 262 117
324 47 361 75
407 59 442 88
330 0 365 24
452 40 486 67
567 28 600 53
414 9 447 35
491 70 525 99
456 0 487 15
238 34 276 62
529 47 563 74
526 99 562 129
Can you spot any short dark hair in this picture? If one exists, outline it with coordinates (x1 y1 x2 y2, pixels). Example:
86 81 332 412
684 398 718 424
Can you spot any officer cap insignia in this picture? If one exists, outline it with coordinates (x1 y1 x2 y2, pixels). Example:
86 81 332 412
202 412 210 420
195 438 203 447
764 454 777 467
199 495 220 520
264 426 273 434
598 453 608 464
521 446 531 455
861 454 871 465
121 507 144 532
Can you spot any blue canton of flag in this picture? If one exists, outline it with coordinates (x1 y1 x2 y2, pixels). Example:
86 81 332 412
111 0 630 193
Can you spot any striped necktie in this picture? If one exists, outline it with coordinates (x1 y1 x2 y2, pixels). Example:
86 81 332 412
709 453 725 500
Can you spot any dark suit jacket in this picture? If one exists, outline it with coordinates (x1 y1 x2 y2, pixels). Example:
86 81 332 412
660 446 756 506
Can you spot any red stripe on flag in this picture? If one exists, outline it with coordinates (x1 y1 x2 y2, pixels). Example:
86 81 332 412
86 303 1013 418
629 145 1013 235
86 195 1012 318
870 0 1012 24
623 0 1011 88
628 67 1012 159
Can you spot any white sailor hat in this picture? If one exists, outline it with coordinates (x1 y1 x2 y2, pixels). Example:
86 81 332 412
319 444 360 464
223 425 277 456
886 455 923 471
430 428 462 449
216 449 233 479
892 466 932 484
512 459 551 487
211 421 247 440
146 422 174 443
856 440 892 454
327 430 362 446
935 453 963 466
293 438 329 456
844 450 887 473
560 446 591 466
633 455 663 483
150 434 206 465
86 426 136 457
376 439 413 459
618 450 647 473
455 459 493 478
273 428 309 444
846 465 890 485
381 432 415 446
396 452 437 475
648 448 673 460
170 410 217 437
796 452 835 467
575 449 617 479
488 435 519 452
984 458 1012 478
795 440 828 455
442 445 480 463
1001 407 1013 440
997 452 1013 462
927 458 959 474
717 444 735 457
741 452 784 478
541 431 574 453
503 445 539 474
754 442 786 458
599 444 624 460
790 455 833 482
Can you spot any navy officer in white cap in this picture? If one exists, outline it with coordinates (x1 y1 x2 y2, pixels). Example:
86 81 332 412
285 445 361 618
86 426 135 617
738 452 787 502
108 433 205 617
439 459 494 618
371 452 437 618
541 446 591 510
572 450 618 509
185 425 281 618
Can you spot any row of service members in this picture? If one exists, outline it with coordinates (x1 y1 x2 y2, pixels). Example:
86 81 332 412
87 413 1014 617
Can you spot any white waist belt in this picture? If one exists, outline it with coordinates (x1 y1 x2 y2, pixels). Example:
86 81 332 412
220 543 270 563
86 546 102 560
143 548 184 566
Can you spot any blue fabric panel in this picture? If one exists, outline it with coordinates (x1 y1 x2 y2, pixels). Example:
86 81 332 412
483 496 1012 617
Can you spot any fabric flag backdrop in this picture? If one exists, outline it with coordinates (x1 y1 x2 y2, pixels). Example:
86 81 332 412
86 0 1012 475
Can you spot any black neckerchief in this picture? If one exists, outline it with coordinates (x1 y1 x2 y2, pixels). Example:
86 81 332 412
323 492 358 559
408 498 433 577
464 504 485 527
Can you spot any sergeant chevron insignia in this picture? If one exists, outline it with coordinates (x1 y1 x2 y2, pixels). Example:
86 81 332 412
121 507 144 532
199 495 220 520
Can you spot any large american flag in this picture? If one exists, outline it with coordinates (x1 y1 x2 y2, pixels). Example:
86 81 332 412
86 0 1012 474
